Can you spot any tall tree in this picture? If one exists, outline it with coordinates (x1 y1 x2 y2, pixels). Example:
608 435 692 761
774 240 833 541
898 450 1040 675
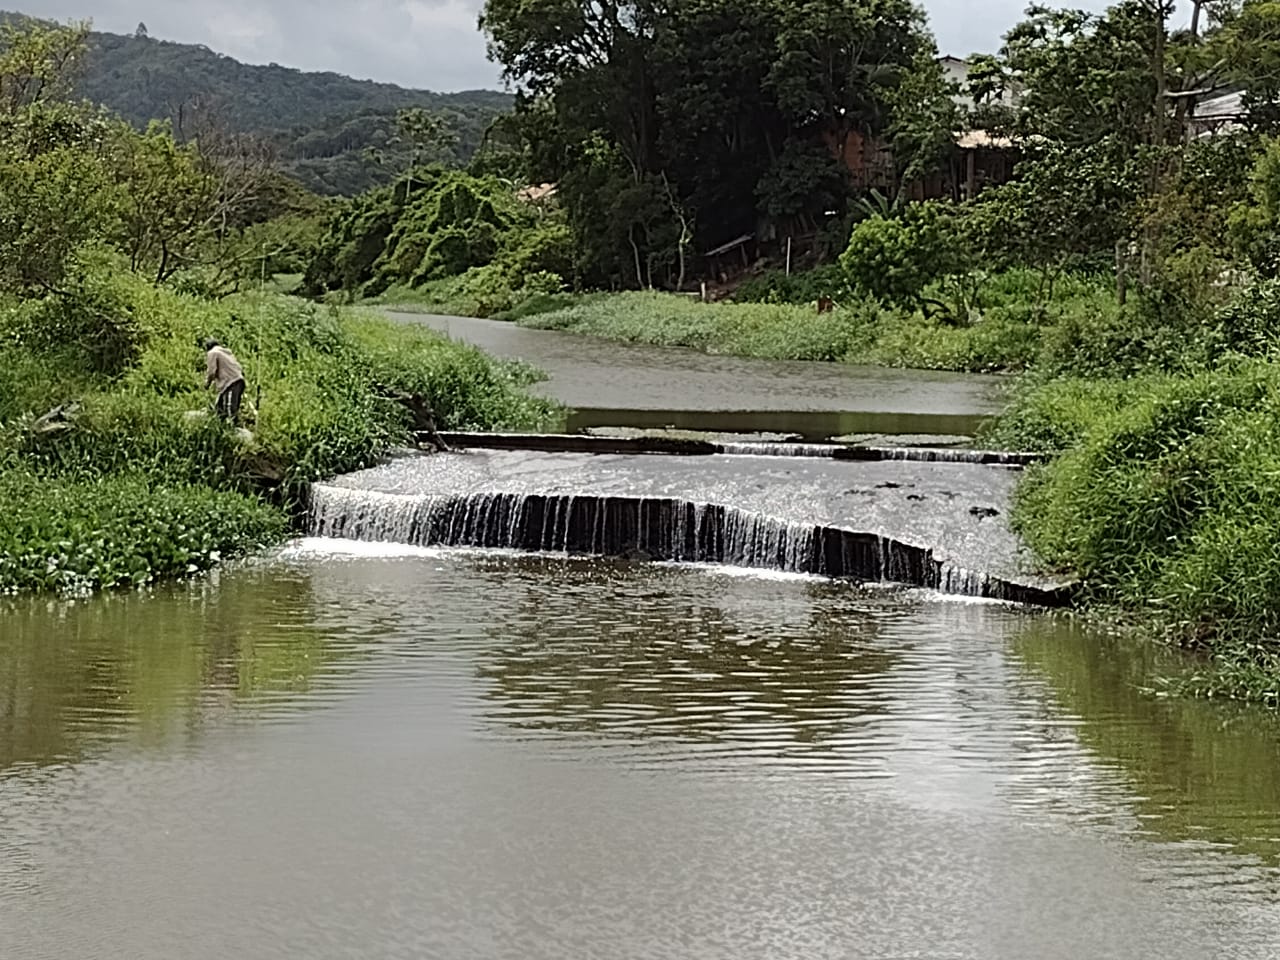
480 0 940 285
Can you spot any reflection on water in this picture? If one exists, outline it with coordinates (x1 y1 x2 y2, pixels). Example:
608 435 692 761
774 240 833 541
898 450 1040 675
2 546 1280 959
0 570 341 771
1014 622 1280 864
478 561 901 772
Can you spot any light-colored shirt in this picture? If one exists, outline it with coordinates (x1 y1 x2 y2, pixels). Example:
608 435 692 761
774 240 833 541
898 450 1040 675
205 346 244 392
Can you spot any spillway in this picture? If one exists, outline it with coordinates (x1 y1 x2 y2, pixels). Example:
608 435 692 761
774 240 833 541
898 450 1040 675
307 449 1073 606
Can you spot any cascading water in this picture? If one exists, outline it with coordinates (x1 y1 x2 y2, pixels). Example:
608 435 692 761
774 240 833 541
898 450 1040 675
837 446 1041 466
438 432 1043 466
719 441 1041 465
307 482 1072 606
720 442 840 459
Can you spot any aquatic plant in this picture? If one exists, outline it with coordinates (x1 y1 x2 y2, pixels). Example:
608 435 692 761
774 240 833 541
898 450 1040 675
0 269 559 596
0 471 285 595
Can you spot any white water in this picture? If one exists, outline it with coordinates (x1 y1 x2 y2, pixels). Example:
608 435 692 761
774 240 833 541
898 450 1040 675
306 483 1057 604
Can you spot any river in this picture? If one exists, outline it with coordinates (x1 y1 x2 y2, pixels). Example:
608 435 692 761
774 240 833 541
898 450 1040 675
5 320 1279 957
390 311 1004 438
3 543 1279 959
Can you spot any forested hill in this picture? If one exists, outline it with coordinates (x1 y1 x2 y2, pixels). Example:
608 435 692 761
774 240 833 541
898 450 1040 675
0 12 512 195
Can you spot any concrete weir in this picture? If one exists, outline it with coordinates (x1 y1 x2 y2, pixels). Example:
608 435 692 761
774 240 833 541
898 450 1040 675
435 431 1044 466
308 447 1075 607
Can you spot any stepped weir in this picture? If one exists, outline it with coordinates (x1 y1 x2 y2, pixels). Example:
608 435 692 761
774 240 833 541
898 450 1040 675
307 443 1073 606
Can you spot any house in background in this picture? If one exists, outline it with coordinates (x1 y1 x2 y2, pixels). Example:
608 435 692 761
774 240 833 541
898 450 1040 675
1190 89 1247 138
829 55 1022 203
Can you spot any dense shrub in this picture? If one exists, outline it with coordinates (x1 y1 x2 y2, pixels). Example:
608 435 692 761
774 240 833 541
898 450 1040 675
0 268 559 594
0 268 145 377
0 471 286 595
980 377 1136 453
1008 364 1280 681
734 265 850 305
839 202 969 315
304 169 572 301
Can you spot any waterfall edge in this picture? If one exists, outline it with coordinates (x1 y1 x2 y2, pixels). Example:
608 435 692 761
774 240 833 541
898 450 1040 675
429 433 1044 466
306 485 1075 608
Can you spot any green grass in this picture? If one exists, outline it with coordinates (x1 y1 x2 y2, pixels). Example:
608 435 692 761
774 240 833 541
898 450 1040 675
519 288 1050 372
361 267 1146 376
995 361 1280 704
0 268 560 596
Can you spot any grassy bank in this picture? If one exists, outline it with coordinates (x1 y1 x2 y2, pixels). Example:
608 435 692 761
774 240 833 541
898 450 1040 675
517 289 1046 370
990 360 1280 705
0 269 558 596
403 270 1134 375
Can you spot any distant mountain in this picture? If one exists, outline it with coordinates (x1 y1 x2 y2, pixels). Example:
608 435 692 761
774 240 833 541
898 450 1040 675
1 12 513 195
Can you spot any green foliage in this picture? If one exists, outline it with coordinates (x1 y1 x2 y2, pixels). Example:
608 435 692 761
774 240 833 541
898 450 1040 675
108 119 230 282
523 290 875 362
521 286 1044 371
1214 276 1280 356
1010 365 1280 653
1216 0 1280 134
304 168 572 303
980 377 1138 453
480 0 943 287
735 265 850 305
0 266 558 595
1035 276 1280 379
0 470 285 595
886 47 962 190
378 170 528 284
839 203 967 314
1229 136 1280 275
968 141 1143 279
0 21 294 302
0 267 144 376
0 120 117 292
0 16 87 112
996 1 1188 152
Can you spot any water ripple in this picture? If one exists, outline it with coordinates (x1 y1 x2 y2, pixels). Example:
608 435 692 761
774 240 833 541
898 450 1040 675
3 550 1280 959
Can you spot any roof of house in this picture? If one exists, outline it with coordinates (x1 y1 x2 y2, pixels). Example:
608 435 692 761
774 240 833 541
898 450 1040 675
704 233 754 257
1193 89 1246 121
956 129 1015 150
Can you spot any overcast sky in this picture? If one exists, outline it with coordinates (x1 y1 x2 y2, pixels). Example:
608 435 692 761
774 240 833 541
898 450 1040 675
19 0 1118 92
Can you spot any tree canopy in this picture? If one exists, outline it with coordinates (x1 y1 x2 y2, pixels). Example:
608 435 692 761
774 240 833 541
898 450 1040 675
479 0 955 287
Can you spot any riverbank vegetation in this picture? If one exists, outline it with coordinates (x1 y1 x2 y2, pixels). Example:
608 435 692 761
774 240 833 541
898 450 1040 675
0 272 556 596
13 4 1280 703
0 21 555 596
293 0 1280 701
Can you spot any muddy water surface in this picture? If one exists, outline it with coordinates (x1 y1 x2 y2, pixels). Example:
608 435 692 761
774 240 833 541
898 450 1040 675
2 544 1278 959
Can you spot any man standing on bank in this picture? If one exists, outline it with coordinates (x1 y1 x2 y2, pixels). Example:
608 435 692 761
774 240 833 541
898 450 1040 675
202 338 246 422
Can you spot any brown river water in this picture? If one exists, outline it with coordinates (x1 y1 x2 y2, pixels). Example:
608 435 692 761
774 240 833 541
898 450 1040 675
3 542 1279 959
391 311 1004 438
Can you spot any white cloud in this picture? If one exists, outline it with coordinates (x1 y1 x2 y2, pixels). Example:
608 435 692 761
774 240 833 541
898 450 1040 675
18 0 503 90
15 0 1151 90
